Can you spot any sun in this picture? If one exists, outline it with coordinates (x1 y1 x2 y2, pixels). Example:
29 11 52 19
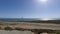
40 0 48 2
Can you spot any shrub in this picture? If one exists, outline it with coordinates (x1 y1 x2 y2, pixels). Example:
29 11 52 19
15 27 24 31
4 26 13 31
55 30 60 34
0 26 2 30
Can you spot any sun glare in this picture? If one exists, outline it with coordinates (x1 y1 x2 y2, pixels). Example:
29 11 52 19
41 18 49 21
40 0 48 2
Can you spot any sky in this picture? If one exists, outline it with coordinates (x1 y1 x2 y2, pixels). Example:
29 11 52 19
0 0 60 19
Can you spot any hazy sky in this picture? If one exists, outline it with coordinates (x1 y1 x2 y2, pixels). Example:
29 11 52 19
0 0 60 18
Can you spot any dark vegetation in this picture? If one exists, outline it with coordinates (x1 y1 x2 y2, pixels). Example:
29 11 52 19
54 30 60 34
15 27 25 31
0 26 59 34
0 20 60 34
4 26 13 31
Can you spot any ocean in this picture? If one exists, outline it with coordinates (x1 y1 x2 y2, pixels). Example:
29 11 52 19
0 18 60 21
0 18 40 21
